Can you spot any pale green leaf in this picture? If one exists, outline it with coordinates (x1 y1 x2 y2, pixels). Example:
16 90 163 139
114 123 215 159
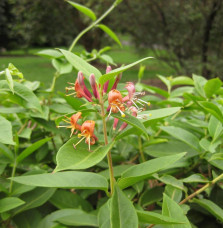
98 24 122 47
59 49 102 82
99 56 153 85
0 115 15 145
118 153 186 189
10 171 108 191
67 1 96 21
0 197 25 213
111 185 138 228
55 137 115 171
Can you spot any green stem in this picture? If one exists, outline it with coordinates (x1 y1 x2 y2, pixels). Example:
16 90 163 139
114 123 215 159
99 89 115 195
50 71 60 92
138 136 145 162
9 160 17 194
68 1 118 52
179 173 223 205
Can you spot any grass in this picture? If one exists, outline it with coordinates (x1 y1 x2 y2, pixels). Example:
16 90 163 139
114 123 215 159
0 44 176 92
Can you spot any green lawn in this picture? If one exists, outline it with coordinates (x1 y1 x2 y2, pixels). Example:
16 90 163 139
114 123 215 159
0 45 176 91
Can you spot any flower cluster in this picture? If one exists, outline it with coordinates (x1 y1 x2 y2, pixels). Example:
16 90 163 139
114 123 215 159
59 66 151 150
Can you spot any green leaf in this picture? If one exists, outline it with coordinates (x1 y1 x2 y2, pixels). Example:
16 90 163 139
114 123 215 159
208 116 223 142
162 194 191 227
10 171 108 191
99 164 132 180
193 198 223 222
52 59 73 75
140 84 169 98
0 197 25 213
199 101 223 123
56 209 98 226
0 80 42 112
118 153 186 189
67 1 96 21
50 189 92 211
154 174 184 191
193 74 207 97
171 76 194 86
182 174 209 183
59 49 102 81
116 107 181 140
8 63 23 78
0 115 15 145
113 113 148 139
16 138 51 163
139 187 164 207
55 137 115 171
37 49 63 58
204 78 222 98
5 68 14 93
165 185 182 203
0 143 14 160
111 185 138 228
137 210 184 225
99 54 116 66
157 75 171 93
161 126 201 151
98 24 122 47
13 188 56 215
98 201 111 228
38 209 95 228
99 56 153 85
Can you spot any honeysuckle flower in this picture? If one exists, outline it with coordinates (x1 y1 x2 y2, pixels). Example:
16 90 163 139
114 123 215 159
77 71 92 99
103 65 112 93
108 89 125 118
123 82 150 110
89 74 99 99
73 120 97 151
57 112 82 137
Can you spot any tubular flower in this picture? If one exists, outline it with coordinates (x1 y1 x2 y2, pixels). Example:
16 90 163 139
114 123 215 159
123 82 150 110
73 120 97 151
108 89 125 117
57 112 82 137
103 65 112 93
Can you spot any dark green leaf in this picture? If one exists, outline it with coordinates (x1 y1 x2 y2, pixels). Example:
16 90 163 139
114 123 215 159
193 198 223 222
13 188 56 215
17 138 51 163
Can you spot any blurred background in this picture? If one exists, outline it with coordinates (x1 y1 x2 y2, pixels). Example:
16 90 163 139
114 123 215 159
0 0 223 91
